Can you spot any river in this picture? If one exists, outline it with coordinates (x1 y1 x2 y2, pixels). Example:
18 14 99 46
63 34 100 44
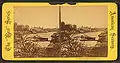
74 31 103 47
27 31 103 48
27 32 56 48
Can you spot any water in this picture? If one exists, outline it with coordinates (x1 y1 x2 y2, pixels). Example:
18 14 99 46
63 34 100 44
74 31 103 47
27 31 103 47
27 32 56 40
33 41 50 48
27 32 56 47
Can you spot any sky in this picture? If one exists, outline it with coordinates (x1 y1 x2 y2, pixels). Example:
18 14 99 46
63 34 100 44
14 6 108 28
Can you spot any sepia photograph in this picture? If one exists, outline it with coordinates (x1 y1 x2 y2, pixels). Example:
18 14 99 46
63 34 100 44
14 6 108 58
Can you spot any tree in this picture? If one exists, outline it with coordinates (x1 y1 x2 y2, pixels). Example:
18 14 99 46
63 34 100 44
46 22 85 57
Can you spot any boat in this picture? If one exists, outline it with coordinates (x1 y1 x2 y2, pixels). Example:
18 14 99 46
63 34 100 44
26 35 48 42
80 34 95 41
73 34 96 41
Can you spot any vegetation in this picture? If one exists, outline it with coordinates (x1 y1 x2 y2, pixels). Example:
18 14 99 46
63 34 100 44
46 22 108 57
14 22 46 57
14 22 108 57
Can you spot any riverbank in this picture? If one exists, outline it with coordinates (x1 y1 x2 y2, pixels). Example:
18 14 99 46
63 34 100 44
27 31 104 48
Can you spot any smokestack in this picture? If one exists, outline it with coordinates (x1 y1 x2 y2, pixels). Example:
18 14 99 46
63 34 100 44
59 6 61 30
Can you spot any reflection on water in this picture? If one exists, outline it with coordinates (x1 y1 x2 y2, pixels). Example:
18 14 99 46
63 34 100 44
75 31 103 47
33 42 50 48
80 41 97 47
29 31 103 47
28 32 55 48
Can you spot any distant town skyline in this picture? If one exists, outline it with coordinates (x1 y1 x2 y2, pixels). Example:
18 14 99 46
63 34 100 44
14 6 108 28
